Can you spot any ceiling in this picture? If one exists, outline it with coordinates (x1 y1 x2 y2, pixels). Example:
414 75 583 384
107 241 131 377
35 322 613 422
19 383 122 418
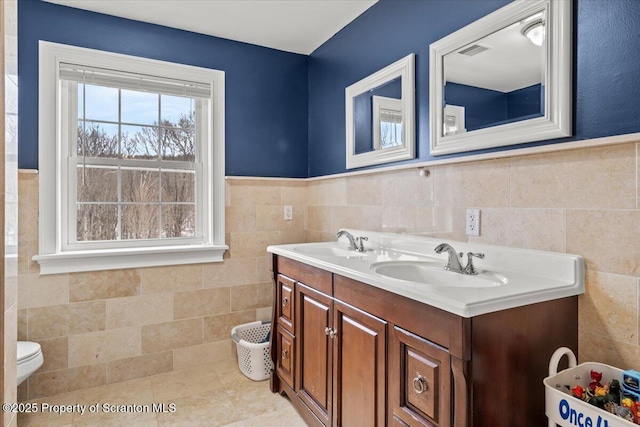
44 0 378 55
445 18 544 93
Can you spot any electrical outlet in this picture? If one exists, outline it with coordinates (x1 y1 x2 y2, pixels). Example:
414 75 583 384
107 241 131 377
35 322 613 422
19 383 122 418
284 205 293 221
466 208 480 236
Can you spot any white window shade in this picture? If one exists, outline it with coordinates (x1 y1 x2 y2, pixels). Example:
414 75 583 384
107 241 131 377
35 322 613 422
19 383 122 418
380 108 402 124
59 63 211 98
37 42 227 275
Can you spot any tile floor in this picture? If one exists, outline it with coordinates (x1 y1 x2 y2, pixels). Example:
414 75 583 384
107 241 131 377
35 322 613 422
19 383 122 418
17 359 307 427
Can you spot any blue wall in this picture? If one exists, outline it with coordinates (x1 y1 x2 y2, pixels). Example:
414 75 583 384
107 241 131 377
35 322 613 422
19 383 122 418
507 84 543 121
444 83 508 132
308 0 640 176
445 83 543 131
18 0 309 177
18 0 640 178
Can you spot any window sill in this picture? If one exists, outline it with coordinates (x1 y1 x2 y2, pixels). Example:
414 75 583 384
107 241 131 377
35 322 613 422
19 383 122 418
33 244 229 275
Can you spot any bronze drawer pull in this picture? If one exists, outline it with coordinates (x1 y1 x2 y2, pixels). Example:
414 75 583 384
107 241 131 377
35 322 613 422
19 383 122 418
281 297 289 307
413 374 428 394
282 349 288 360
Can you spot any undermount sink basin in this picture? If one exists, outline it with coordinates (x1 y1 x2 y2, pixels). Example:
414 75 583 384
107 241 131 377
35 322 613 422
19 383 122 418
371 260 508 288
292 245 369 258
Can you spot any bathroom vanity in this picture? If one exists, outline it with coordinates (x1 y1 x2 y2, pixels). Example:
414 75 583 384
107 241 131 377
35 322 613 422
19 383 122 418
267 230 584 427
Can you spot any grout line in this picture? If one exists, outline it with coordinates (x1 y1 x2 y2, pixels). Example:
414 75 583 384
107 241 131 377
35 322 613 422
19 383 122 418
634 142 638 209
508 157 512 208
562 208 567 254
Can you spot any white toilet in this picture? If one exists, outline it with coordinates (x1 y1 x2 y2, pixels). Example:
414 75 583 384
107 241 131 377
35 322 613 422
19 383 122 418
17 341 44 386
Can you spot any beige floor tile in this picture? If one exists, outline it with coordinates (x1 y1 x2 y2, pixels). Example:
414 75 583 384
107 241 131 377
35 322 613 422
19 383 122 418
225 380 291 419
240 406 306 426
156 389 239 427
17 390 78 427
76 377 154 406
72 378 157 426
17 357 302 427
72 410 158 427
150 363 224 402
210 359 249 387
22 423 73 427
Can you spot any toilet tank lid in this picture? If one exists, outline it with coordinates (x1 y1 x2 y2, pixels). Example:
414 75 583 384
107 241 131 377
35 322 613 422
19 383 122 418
17 341 41 362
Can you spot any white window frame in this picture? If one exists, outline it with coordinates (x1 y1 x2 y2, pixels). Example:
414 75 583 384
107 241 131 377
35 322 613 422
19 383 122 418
372 95 403 150
36 41 227 274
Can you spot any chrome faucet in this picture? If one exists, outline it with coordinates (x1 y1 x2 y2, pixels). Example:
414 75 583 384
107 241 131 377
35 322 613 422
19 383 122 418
336 230 368 253
434 243 464 273
434 243 484 275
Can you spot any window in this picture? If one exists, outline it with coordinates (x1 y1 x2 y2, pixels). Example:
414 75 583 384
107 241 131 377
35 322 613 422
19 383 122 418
36 42 227 274
372 95 404 151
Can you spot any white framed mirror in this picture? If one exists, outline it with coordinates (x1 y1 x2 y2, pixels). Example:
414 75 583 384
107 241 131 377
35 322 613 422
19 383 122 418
429 0 572 156
346 53 415 169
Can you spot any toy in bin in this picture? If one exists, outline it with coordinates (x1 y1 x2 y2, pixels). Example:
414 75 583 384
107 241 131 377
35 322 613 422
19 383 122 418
545 348 640 427
624 371 640 393
569 371 639 423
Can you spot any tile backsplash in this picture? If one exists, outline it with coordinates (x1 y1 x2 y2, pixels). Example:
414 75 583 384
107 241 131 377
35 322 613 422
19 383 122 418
304 142 640 372
17 140 640 400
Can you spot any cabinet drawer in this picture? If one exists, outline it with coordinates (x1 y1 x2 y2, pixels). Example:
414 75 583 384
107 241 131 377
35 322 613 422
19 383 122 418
390 326 451 427
277 275 295 333
406 347 439 421
276 325 295 389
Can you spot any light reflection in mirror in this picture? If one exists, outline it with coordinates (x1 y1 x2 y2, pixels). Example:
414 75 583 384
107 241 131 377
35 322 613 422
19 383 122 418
353 77 402 154
373 95 403 150
442 10 546 136
346 53 415 169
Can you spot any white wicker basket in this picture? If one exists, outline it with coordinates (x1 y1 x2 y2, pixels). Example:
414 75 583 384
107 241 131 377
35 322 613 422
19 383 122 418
231 321 273 381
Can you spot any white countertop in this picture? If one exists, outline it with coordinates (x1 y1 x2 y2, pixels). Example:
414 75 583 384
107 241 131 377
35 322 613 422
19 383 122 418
267 229 584 318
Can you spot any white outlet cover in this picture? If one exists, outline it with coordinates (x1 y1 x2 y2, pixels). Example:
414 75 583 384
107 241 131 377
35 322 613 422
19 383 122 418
466 208 480 236
284 205 293 221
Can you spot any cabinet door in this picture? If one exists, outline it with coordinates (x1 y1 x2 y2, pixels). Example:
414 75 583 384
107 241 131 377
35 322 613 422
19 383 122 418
276 325 295 389
277 275 295 333
389 326 451 427
296 283 333 426
333 300 387 427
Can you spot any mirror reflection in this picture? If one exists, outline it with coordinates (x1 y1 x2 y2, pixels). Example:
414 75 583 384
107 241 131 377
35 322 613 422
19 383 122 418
353 77 403 154
345 53 414 169
442 11 546 136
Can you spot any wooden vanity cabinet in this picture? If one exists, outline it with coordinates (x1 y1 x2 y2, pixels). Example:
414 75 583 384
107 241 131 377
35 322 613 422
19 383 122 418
389 326 451 427
273 274 297 390
277 275 295 333
295 281 387 426
272 257 388 426
270 255 578 427
333 299 386 427
296 282 333 425
275 325 295 388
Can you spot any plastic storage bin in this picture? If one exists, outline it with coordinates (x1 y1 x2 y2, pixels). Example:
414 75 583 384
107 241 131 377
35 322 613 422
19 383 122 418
231 321 273 381
545 347 637 426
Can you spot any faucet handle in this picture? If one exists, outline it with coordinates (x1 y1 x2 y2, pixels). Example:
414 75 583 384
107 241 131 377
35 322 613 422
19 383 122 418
464 252 485 275
355 236 368 252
